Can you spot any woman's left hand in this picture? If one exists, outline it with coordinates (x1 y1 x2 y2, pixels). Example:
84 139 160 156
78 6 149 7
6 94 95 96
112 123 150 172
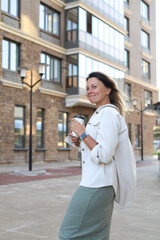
70 119 85 137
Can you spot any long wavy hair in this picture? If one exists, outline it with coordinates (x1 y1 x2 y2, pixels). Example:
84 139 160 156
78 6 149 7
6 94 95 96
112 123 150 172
86 72 127 117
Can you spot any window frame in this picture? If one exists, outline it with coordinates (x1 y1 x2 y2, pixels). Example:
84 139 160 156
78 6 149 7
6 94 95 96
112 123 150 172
36 108 45 149
66 8 78 42
141 58 150 79
143 89 152 106
66 54 78 89
1 0 20 18
124 16 129 36
141 0 149 21
58 112 69 149
41 52 61 83
2 38 20 72
141 29 150 51
14 105 26 149
124 49 130 69
39 3 60 38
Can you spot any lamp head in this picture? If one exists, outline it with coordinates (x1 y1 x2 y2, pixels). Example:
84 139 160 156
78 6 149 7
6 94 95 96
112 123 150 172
38 63 46 77
132 99 137 107
19 67 29 81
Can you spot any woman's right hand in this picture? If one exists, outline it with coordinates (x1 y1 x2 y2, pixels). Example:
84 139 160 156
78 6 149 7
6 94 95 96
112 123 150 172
69 130 80 146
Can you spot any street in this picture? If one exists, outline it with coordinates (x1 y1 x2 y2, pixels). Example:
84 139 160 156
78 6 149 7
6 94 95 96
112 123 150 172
0 160 160 240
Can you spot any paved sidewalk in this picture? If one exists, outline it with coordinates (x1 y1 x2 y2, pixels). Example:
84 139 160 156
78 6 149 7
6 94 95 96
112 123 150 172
0 159 160 240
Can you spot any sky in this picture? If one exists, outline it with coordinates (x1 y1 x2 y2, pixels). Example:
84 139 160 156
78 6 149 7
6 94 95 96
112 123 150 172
156 0 160 94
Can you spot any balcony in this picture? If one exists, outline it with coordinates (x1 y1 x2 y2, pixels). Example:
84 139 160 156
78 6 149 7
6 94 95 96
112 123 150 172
81 0 124 29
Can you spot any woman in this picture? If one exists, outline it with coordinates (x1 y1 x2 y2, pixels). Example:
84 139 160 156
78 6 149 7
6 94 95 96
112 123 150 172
59 72 136 240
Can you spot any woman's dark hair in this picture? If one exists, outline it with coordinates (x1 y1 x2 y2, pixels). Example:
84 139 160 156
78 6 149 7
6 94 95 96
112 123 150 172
86 72 126 117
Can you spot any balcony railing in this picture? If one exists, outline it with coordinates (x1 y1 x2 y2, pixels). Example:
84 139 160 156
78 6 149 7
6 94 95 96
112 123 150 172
66 87 86 95
79 30 125 66
81 0 124 29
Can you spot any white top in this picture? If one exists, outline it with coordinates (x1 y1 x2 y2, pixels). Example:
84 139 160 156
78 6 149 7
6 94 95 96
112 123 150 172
65 104 136 207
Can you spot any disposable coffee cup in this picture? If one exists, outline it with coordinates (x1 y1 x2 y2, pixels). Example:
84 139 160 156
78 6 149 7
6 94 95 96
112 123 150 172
72 115 84 137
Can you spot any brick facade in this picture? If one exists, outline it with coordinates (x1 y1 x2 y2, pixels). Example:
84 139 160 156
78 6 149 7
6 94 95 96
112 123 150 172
0 0 158 164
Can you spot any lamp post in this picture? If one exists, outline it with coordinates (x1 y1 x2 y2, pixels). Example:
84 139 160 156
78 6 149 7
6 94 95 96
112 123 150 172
132 98 151 161
20 63 45 171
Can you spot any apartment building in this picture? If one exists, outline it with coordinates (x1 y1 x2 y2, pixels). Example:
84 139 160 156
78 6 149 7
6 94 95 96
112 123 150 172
0 0 158 164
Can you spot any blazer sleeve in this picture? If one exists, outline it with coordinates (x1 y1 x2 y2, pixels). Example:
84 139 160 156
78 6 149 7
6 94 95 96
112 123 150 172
90 109 120 164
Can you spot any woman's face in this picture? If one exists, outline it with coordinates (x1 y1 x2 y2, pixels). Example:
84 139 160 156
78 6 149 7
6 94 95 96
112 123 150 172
86 77 111 108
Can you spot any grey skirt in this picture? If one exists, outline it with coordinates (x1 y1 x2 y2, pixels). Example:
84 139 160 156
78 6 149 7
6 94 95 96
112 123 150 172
59 185 114 240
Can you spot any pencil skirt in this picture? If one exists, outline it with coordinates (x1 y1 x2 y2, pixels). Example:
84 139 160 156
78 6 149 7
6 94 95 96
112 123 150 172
59 185 114 240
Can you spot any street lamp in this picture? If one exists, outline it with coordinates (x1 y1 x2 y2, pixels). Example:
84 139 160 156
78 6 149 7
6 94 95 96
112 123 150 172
132 98 152 161
20 63 46 171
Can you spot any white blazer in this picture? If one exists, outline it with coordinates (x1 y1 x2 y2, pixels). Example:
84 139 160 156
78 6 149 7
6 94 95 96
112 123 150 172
66 104 137 207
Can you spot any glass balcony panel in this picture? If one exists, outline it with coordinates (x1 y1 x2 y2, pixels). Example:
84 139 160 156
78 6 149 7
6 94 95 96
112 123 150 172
79 77 87 91
79 30 86 43
93 37 98 49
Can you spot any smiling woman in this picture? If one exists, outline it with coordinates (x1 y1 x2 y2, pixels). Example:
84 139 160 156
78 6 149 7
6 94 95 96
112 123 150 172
59 72 136 240
86 77 111 107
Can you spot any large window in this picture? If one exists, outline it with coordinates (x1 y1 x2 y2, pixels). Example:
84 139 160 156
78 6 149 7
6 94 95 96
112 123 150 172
1 0 19 17
39 3 60 36
66 8 78 42
141 59 150 79
2 39 19 72
141 1 149 21
79 8 124 65
79 53 124 91
36 109 44 148
58 112 68 148
14 106 25 148
141 30 150 51
135 125 140 148
41 53 61 83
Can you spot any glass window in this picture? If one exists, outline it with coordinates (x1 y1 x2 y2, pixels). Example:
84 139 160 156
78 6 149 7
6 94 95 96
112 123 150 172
79 8 86 32
36 109 44 148
14 106 25 148
41 53 61 83
141 59 150 79
135 125 140 147
124 49 129 68
2 39 19 72
79 54 86 77
87 12 92 34
141 1 149 21
92 16 98 38
53 12 60 35
98 20 104 41
1 0 19 17
143 90 152 106
39 3 60 36
67 55 78 88
39 4 45 29
124 16 129 36
66 8 78 42
86 57 92 76
141 30 150 50
58 112 68 148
